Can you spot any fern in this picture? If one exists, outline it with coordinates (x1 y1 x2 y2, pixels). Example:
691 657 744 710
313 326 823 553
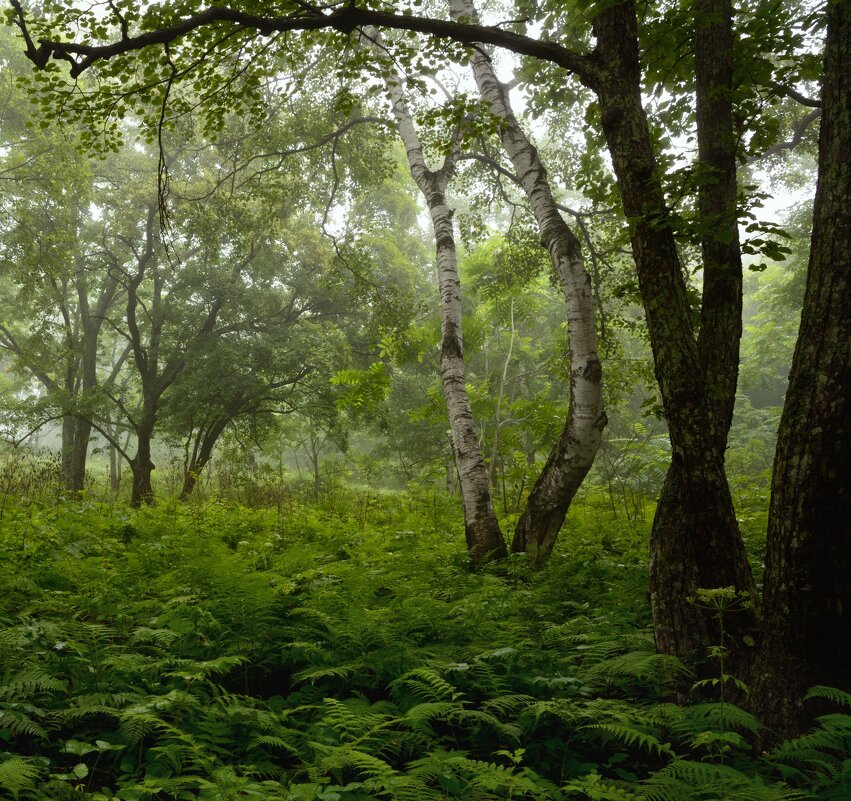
643 759 808 801
588 723 676 758
804 686 851 709
391 668 460 704
0 756 42 800
0 706 47 739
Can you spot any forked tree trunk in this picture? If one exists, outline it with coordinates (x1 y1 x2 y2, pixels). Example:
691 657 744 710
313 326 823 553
590 2 757 664
450 0 606 562
647 0 754 672
180 417 229 500
366 27 506 564
751 1 851 738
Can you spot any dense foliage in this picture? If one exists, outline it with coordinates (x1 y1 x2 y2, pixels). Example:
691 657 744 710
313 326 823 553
1 0 849 793
0 484 849 801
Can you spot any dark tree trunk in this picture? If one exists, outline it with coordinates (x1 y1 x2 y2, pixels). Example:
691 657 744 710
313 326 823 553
67 417 92 492
60 415 92 494
60 414 76 491
693 0 743 448
109 438 121 495
591 1 757 665
179 418 228 500
646 0 754 672
129 413 155 507
751 1 851 739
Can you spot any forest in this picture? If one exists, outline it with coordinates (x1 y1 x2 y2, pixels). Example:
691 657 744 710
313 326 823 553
0 0 848 798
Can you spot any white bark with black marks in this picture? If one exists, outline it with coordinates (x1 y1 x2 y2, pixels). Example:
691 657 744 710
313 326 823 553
449 0 605 560
364 27 505 563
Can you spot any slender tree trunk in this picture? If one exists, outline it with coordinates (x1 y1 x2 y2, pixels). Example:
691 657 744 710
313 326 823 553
751 1 851 738
60 414 76 491
693 0 743 447
365 27 506 564
450 0 606 561
129 411 155 507
590 1 757 663
487 298 515 491
109 437 120 495
432 180 506 563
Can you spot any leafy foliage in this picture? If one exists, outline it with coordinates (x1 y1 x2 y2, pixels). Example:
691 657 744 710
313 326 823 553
0 497 843 800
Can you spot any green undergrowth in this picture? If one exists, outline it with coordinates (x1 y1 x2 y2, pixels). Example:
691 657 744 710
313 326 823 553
0 496 848 800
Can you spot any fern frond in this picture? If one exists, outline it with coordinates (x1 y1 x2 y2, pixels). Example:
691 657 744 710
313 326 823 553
0 667 65 698
250 735 302 756
583 650 691 687
0 756 42 799
587 723 676 758
804 686 851 709
293 663 358 683
313 743 396 780
391 668 459 704
643 759 808 801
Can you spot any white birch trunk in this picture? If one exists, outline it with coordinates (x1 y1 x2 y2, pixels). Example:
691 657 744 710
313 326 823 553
363 27 506 563
449 0 606 560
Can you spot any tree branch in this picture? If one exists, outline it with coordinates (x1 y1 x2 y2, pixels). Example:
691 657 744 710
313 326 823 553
10 1 599 88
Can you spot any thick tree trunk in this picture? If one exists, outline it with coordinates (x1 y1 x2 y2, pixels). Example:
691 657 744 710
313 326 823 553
67 417 91 492
591 2 757 663
751 1 851 739
60 415 91 494
367 27 506 564
449 0 606 561
647 0 753 671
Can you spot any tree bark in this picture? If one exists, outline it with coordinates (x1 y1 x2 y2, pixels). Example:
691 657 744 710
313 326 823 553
179 416 229 500
751 0 851 739
449 0 607 561
590 2 757 663
365 27 506 564
129 409 156 507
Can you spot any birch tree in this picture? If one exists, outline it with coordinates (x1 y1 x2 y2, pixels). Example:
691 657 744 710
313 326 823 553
363 27 506 564
449 0 605 561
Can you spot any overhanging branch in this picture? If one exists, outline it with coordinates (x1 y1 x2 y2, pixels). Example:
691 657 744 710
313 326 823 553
10 1 599 87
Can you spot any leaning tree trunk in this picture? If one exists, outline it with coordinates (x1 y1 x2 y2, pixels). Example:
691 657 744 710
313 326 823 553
450 0 606 562
365 27 506 564
751 0 851 739
590 1 757 665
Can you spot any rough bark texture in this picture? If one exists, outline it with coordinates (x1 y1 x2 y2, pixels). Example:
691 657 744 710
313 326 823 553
751 1 851 739
693 0 742 448
646 0 753 671
367 28 505 563
590 2 757 664
450 0 606 562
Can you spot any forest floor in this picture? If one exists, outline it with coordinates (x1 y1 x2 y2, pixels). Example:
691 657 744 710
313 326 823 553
0 491 847 800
